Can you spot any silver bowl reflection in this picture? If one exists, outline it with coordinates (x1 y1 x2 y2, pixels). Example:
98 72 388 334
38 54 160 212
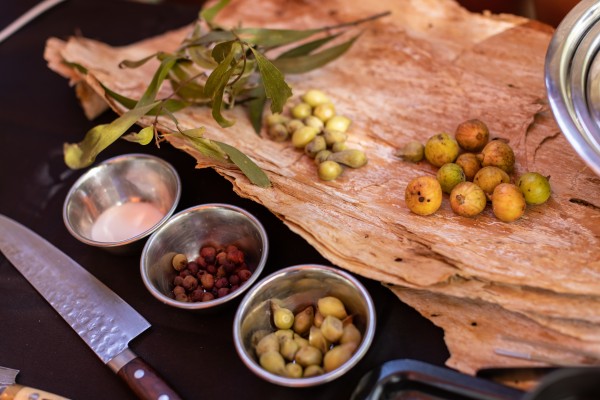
233 264 376 387
140 203 269 311
63 153 181 254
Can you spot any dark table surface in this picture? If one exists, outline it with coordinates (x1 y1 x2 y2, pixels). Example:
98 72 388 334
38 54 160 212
0 1 454 399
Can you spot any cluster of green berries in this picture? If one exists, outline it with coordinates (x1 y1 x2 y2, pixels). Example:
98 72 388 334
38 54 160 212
265 89 367 181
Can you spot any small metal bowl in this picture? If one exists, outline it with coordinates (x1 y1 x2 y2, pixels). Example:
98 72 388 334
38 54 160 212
63 153 181 255
140 203 269 311
233 264 376 387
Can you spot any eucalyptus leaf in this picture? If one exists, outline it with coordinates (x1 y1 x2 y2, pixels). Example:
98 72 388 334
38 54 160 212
174 131 228 161
139 55 180 106
246 84 267 134
215 141 271 187
205 44 238 127
119 52 160 69
123 126 154 145
276 32 343 59
272 34 360 74
200 0 230 26
64 101 159 169
212 40 235 63
102 85 188 115
249 47 292 114
235 27 320 49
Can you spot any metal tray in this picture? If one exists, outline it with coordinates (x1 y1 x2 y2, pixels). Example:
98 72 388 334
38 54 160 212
351 359 524 400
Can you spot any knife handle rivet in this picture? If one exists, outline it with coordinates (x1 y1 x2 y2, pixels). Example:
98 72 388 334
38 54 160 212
158 395 170 400
134 369 145 379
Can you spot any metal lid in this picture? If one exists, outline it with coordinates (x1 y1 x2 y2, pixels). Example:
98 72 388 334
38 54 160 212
545 0 600 176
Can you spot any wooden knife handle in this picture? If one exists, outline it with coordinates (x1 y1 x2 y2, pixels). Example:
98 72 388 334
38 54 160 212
0 384 70 400
116 356 182 400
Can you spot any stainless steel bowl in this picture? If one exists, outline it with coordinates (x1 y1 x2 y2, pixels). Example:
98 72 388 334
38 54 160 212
63 153 181 254
233 264 376 387
140 203 269 311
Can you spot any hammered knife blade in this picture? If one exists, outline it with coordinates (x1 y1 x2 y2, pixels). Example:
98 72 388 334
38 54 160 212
0 214 181 400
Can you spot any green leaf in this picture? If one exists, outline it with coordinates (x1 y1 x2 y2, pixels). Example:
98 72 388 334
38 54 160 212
122 126 154 145
174 130 228 161
139 55 180 106
204 45 238 127
246 84 267 134
249 47 292 114
272 34 360 74
235 27 320 49
182 30 236 49
102 84 188 115
64 101 159 169
212 40 235 63
119 52 160 69
276 32 343 59
215 141 271 187
200 0 230 25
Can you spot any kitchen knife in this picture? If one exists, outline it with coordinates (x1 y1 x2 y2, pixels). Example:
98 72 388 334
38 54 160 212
0 366 69 400
0 214 182 400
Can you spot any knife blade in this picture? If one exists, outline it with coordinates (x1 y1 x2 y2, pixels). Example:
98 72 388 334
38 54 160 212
0 366 70 400
0 214 182 400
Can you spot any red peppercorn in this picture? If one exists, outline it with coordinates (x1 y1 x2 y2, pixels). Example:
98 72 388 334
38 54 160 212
173 276 184 286
229 274 240 286
215 277 229 289
200 246 216 264
217 287 230 298
238 269 252 282
187 261 199 275
183 275 198 292
200 273 215 291
201 292 215 302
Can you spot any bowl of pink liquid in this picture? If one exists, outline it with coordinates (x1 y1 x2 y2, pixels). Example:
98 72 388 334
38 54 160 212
63 153 181 254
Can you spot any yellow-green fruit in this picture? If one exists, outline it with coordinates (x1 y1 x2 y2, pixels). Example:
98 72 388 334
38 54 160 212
267 123 289 142
294 345 323 367
517 172 551 205
291 126 319 148
455 119 489 152
318 160 343 181
317 296 347 319
273 306 294 330
405 176 443 216
291 102 312 119
302 89 330 107
286 119 305 134
323 343 355 373
328 149 368 168
284 362 303 378
303 365 324 377
479 140 515 173
313 103 336 122
455 152 481 181
305 136 327 158
396 140 424 163
304 115 324 132
259 351 286 375
266 113 290 126
325 115 352 132
323 129 347 147
473 166 510 199
424 133 460 167
492 183 526 222
449 182 487 217
436 163 466 194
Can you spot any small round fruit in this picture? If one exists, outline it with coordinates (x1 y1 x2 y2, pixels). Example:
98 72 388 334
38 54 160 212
455 152 481 181
455 119 489 152
492 183 526 222
517 172 551 205
473 166 510 199
318 160 343 181
405 176 443 216
424 133 460 167
396 140 424 163
478 140 515 173
291 102 312 119
302 89 330 107
437 163 466 194
291 126 319 148
449 182 487 217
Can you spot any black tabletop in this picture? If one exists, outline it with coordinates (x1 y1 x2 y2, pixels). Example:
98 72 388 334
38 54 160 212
0 1 450 399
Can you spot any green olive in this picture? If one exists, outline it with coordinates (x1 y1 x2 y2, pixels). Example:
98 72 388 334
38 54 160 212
325 115 351 132
267 123 289 142
255 332 279 357
317 296 347 319
266 113 290 126
304 115 324 132
323 343 355 372
305 136 327 158
303 365 324 377
302 89 330 107
320 315 344 342
292 126 319 148
293 305 314 336
331 141 348 153
284 362 303 378
318 160 343 181
259 350 286 375
273 305 294 330
294 345 323 367
313 103 336 122
291 102 312 119
286 119 305 134
323 129 347 147
327 149 367 168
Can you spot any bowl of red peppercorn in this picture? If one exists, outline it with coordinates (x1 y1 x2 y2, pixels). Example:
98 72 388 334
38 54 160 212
140 203 269 310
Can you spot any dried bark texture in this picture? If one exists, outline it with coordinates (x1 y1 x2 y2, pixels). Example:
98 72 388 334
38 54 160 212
44 0 600 378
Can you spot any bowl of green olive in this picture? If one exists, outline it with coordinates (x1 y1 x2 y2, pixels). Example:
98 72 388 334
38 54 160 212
233 264 376 387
